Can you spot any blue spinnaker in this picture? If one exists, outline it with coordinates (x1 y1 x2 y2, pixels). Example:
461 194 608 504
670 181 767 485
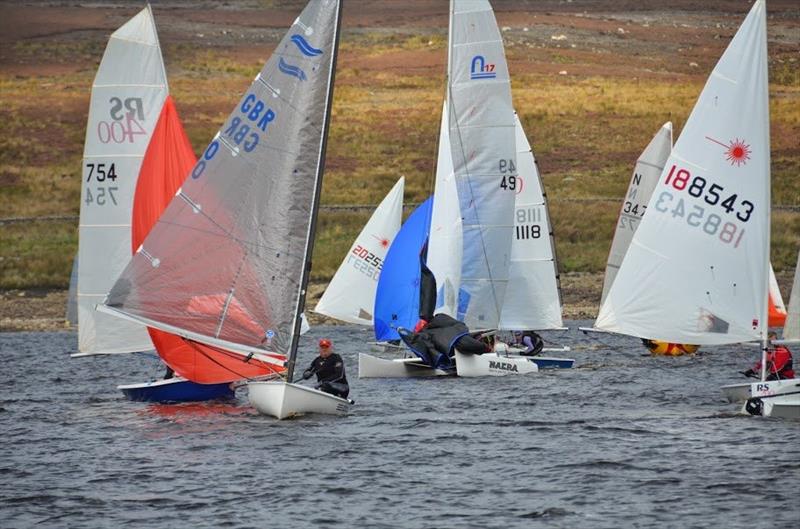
374 197 433 341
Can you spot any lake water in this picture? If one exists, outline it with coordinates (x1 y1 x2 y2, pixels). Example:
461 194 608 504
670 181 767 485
1 322 798 528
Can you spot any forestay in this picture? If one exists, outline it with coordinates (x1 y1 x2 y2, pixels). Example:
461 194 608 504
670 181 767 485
784 250 800 341
446 0 516 329
600 122 672 304
498 114 563 330
78 6 167 354
103 0 341 361
315 177 404 325
596 0 770 345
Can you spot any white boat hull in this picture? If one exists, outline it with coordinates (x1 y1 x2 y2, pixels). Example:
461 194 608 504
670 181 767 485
455 350 539 377
741 379 800 419
358 353 452 378
367 341 407 354
248 381 351 420
720 382 752 403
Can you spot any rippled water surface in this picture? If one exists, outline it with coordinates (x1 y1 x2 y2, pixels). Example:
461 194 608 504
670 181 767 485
1 322 798 528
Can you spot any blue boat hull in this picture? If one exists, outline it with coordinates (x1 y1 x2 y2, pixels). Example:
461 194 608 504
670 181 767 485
529 357 574 369
118 378 235 403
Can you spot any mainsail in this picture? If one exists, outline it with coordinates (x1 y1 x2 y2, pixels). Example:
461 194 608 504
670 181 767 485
445 0 516 329
315 177 404 325
600 122 672 304
498 114 563 330
596 0 770 345
102 0 342 378
784 250 800 341
78 6 167 354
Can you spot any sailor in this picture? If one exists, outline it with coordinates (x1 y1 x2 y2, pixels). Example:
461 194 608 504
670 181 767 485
742 332 795 380
513 330 544 356
302 338 349 398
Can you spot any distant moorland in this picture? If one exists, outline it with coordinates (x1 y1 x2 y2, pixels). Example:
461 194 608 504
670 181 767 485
1 1 797 295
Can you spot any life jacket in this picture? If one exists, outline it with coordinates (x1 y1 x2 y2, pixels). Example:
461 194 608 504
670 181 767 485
756 346 795 379
516 331 544 356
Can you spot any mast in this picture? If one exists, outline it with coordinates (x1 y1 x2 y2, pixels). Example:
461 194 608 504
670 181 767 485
759 1 771 382
286 0 344 382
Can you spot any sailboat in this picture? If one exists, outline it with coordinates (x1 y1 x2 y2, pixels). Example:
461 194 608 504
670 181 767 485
75 5 166 357
119 96 271 402
722 249 800 410
360 0 535 378
590 0 798 418
591 122 703 356
481 112 575 371
314 177 404 325
100 0 345 419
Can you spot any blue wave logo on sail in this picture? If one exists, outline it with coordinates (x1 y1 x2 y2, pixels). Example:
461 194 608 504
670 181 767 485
290 34 323 57
470 55 497 80
278 57 307 81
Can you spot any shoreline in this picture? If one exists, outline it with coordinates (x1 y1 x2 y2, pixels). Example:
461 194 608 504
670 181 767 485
2 269 794 333
0 272 606 332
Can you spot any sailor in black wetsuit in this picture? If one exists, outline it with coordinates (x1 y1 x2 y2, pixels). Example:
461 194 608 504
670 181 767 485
302 338 349 399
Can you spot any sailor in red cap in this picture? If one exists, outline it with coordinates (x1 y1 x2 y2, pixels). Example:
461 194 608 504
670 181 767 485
302 338 349 398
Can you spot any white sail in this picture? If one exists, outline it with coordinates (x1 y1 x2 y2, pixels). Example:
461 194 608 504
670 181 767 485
427 102 463 318
498 114 563 330
596 0 770 345
446 0 516 329
600 122 673 304
78 6 167 354
314 177 404 324
784 250 800 341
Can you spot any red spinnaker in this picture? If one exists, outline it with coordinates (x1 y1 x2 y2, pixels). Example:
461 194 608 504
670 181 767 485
132 96 284 383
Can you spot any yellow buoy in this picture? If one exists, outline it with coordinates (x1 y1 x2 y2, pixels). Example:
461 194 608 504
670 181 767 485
642 339 699 356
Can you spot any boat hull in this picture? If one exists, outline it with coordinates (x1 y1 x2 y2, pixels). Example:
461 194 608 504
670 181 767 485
118 378 234 403
455 350 539 377
248 381 352 419
529 357 574 369
358 353 453 378
720 382 752 403
741 379 800 419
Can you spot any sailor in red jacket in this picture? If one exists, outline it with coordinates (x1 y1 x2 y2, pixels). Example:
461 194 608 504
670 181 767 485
743 332 795 380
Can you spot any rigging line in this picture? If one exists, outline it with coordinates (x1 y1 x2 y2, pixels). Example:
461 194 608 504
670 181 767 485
215 251 248 338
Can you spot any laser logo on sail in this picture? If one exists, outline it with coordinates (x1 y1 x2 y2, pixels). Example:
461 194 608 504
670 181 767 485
705 136 752 167
470 55 496 80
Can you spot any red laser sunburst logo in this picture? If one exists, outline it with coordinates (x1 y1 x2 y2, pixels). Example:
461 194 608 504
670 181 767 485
705 136 752 167
372 234 390 249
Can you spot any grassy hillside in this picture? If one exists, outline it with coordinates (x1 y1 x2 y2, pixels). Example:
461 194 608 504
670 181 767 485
1 2 798 290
